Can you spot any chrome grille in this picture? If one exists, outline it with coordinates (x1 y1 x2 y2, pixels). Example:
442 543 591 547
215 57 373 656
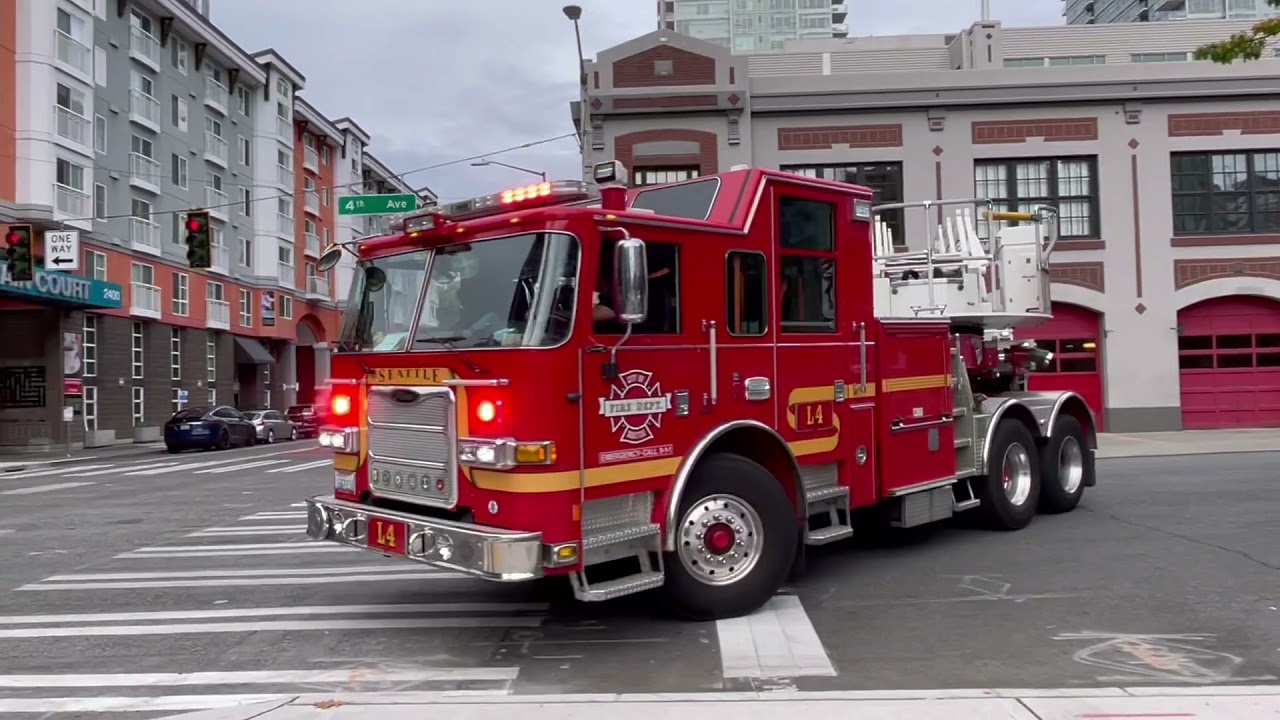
366 386 457 508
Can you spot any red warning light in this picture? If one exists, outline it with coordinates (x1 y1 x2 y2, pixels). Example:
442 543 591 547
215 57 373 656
4 231 17 246
186 217 201 232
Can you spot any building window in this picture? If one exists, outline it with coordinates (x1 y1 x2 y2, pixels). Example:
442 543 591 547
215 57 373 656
633 167 700 186
263 365 271 409
238 188 252 217
974 157 1097 239
208 388 217 405
172 154 188 189
1132 52 1189 62
93 183 106 219
239 136 251 165
781 163 905 247
235 86 251 116
131 386 145 426
206 337 216 383
131 321 144 379
94 114 107 153
280 295 293 319
172 387 184 412
171 38 188 74
778 197 837 334
83 315 97 377
85 250 106 281
238 236 252 267
239 289 253 326
207 280 224 302
83 385 98 431
172 271 188 315
1171 151 1280 235
170 327 181 380
172 95 188 132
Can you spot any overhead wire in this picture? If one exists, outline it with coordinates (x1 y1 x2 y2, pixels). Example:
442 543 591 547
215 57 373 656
25 131 579 225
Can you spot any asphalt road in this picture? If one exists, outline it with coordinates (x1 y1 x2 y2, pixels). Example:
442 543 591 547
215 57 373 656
0 448 1276 718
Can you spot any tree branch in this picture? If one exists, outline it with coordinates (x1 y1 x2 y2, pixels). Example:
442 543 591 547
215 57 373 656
1194 0 1280 64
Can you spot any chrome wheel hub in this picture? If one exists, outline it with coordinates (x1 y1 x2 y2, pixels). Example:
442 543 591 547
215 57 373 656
676 493 762 586
1001 442 1033 507
1057 436 1084 494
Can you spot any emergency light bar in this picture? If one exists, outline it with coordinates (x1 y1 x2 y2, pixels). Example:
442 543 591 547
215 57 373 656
398 180 597 233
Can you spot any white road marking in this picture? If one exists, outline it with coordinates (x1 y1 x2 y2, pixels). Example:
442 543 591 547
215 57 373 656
116 547 356 558
239 511 306 520
186 526 305 537
0 482 96 495
194 459 291 474
75 463 180 477
716 595 836 679
0 615 544 638
0 691 513 714
290 501 306 507
0 600 549 625
267 459 331 473
0 667 521 687
0 464 116 480
36 565 452 581
192 524 304 533
16 570 465 590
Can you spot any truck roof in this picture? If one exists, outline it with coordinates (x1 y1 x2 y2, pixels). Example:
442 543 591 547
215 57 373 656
355 167 876 258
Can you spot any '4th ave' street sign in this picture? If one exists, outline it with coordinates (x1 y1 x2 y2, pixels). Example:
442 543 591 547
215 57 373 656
338 194 417 216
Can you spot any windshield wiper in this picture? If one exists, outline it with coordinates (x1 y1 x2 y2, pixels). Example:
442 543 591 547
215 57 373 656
415 336 483 374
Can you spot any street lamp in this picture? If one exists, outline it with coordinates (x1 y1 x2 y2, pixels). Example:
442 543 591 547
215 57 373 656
470 159 547 182
563 5 589 179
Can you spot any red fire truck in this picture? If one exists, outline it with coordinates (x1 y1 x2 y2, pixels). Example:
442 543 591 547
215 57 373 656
306 160 1097 620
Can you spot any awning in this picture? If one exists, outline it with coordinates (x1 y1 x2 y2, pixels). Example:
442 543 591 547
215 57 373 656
0 261 124 310
234 336 276 366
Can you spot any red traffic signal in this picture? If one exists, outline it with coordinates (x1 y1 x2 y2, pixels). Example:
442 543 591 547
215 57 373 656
4 230 19 246
186 218 200 232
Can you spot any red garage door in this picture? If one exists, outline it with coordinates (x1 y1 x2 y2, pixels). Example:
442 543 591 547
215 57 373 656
1017 302 1105 431
1177 296 1280 429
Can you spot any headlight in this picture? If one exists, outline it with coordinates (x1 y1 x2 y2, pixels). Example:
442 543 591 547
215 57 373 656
457 438 556 469
319 426 359 453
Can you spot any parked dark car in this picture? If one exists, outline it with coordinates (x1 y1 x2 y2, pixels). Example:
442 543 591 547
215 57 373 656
286 404 322 439
164 405 258 452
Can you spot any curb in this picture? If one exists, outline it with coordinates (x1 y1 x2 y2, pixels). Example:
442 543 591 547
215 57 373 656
1096 447 1280 461
0 444 167 474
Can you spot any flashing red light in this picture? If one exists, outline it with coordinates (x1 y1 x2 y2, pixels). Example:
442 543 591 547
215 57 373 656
186 217 202 232
4 231 18 246
475 400 497 423
330 393 352 417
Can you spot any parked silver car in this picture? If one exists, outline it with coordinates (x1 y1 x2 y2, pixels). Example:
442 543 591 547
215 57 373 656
243 410 297 443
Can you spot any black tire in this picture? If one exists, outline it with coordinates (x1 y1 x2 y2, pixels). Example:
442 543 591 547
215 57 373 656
166 445 180 454
663 453 797 621
289 427 298 441
216 428 230 450
266 429 275 444
977 419 1041 531
1038 415 1091 514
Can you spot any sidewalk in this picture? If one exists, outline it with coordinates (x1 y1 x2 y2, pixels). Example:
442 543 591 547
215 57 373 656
150 685 1280 720
1095 428 1280 459
0 441 165 473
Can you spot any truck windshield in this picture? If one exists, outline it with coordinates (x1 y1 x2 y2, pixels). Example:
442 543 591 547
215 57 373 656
335 232 579 353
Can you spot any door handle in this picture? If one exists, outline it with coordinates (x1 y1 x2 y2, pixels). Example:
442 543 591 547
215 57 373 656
744 377 771 401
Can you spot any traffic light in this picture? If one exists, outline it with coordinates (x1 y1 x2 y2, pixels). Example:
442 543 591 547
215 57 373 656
4 225 34 282
184 210 211 269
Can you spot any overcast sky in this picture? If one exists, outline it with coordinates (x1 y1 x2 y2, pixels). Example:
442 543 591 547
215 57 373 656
211 0 1063 202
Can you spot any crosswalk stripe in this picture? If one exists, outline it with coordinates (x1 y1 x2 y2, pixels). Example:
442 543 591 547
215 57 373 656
116 547 355 558
129 542 317 552
76 462 179 477
0 667 521 687
0 601 549 624
35 565 458 582
0 615 545 637
0 464 115 480
267 459 331 472
187 526 304 537
195 459 290 474
240 511 306 520
17 570 467 590
1 482 96 495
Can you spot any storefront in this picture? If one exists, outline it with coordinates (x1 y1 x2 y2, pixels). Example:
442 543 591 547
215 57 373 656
0 260 124 449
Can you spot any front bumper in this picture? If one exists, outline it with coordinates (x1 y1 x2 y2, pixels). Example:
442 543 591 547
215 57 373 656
304 495 544 582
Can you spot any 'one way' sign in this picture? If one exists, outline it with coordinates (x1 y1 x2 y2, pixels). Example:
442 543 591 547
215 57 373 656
44 230 80 272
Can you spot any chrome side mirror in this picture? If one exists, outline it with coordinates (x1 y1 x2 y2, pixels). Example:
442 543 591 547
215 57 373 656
316 244 344 272
612 237 648 324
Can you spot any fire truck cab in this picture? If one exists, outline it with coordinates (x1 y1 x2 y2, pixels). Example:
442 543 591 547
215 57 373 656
305 160 1097 621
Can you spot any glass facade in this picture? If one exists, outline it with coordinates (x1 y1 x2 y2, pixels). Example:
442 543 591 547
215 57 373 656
657 0 847 53
1065 0 1279 24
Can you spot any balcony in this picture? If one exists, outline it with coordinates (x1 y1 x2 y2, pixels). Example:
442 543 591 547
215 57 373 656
207 298 230 329
204 132 228 167
54 30 92 76
128 89 160 131
277 262 295 288
54 105 91 150
831 3 848 22
304 190 319 215
128 152 161 194
211 244 230 275
128 25 161 71
54 183 90 218
306 275 330 299
128 216 161 255
204 187 229 222
130 282 161 319
303 146 319 172
204 75 229 114
276 213 294 236
276 116 292 142
304 232 320 257
276 164 294 190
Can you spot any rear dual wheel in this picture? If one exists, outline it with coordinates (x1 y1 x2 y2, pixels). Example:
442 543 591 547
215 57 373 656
663 453 797 621
978 419 1040 531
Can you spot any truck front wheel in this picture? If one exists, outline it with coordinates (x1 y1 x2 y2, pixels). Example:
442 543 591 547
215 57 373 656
663 453 797 621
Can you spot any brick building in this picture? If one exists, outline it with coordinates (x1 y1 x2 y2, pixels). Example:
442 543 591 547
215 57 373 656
572 18 1280 432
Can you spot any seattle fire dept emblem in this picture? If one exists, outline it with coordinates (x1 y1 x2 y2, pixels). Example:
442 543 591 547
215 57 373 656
598 369 672 444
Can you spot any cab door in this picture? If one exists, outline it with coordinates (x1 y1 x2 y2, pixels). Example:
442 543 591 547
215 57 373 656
771 187 878 518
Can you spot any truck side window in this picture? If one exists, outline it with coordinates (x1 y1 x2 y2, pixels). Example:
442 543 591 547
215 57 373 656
594 240 681 335
725 251 767 336
778 197 836 333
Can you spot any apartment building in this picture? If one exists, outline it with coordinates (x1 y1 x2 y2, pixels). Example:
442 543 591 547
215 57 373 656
573 19 1280 432
656 0 849 53
0 0 407 450
1065 0 1280 24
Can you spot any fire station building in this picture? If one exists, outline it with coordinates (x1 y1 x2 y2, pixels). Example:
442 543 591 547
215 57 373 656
574 18 1280 433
